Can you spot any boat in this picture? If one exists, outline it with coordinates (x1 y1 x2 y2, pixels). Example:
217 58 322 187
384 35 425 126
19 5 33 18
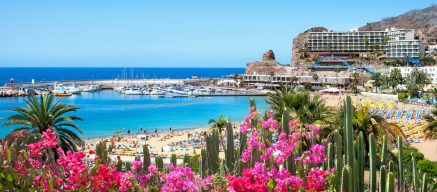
124 88 144 95
81 85 99 92
54 92 72 97
65 84 82 94
113 86 125 92
150 89 166 95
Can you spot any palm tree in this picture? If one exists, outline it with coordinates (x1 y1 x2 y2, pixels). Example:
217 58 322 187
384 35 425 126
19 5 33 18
3 95 83 152
340 105 406 146
266 86 333 125
423 105 437 140
208 115 228 135
208 115 229 151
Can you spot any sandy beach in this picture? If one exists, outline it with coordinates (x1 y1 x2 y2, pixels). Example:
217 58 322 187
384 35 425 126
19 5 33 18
84 93 437 163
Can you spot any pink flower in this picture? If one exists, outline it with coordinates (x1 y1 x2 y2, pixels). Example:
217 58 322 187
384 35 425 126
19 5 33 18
132 160 142 171
42 129 57 149
306 168 329 191
161 166 199 192
28 157 42 168
148 165 158 174
27 142 43 157
261 118 279 131
307 124 320 133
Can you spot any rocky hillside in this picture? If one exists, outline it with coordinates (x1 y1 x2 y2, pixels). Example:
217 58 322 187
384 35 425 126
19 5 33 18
359 5 437 46
291 27 328 66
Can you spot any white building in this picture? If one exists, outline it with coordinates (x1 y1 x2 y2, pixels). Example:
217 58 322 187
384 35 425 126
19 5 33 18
306 27 423 58
390 67 437 84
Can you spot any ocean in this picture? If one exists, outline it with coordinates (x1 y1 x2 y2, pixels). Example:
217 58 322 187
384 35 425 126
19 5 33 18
0 90 268 138
0 67 267 138
0 67 245 85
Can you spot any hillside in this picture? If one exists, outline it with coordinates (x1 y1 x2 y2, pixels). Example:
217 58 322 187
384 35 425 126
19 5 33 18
359 5 437 46
291 5 437 66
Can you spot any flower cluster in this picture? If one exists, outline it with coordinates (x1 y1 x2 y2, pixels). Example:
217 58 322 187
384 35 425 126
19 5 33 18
0 107 335 192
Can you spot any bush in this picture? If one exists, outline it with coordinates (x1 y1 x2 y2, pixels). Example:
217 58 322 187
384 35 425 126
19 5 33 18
398 92 409 102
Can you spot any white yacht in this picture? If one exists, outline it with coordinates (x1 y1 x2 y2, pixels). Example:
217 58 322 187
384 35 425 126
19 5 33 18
81 85 98 92
124 88 143 95
65 84 82 94
150 89 166 95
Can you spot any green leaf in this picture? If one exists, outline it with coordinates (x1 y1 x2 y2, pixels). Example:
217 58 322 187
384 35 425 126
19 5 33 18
267 178 276 189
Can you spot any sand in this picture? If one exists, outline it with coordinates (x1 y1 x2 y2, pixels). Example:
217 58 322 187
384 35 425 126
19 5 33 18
83 93 437 163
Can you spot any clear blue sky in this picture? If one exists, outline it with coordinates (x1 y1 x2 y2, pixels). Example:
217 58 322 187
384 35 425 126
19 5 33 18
0 0 434 67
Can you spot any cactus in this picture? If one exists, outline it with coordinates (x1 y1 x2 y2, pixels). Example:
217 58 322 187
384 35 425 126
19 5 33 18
170 154 177 167
381 135 388 165
200 149 207 176
205 129 220 174
388 161 394 173
344 96 355 190
412 155 417 192
125 161 132 171
155 156 163 171
420 173 427 192
380 165 386 192
249 98 256 110
96 142 109 164
198 157 203 177
334 130 343 192
357 131 364 191
327 143 334 169
353 157 359 192
282 108 290 135
225 122 235 173
341 166 352 192
155 156 164 171
143 144 151 172
239 132 247 157
397 137 403 192
117 159 123 172
183 154 190 166
386 172 395 192
369 133 376 192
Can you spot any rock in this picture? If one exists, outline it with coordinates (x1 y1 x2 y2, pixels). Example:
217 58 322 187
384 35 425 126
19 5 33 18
291 27 329 67
262 50 276 61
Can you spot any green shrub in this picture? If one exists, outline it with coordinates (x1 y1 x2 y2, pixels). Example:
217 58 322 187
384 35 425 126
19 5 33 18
398 93 409 102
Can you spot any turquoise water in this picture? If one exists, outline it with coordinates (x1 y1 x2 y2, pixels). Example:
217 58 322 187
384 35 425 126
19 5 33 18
0 90 268 139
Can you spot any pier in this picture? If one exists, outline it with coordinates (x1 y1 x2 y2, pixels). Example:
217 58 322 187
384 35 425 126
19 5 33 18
14 79 189 89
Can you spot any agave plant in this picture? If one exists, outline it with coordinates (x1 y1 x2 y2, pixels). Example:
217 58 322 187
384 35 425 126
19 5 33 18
3 94 83 152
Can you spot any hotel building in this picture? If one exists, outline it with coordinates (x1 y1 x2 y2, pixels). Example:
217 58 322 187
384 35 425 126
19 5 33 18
390 66 437 84
305 27 423 58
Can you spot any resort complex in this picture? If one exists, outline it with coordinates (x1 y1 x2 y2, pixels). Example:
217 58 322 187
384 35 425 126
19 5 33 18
305 27 423 59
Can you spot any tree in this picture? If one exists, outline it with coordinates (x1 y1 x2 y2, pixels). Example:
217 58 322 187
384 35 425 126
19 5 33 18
389 68 403 91
351 72 360 94
371 72 382 92
312 73 319 83
406 67 431 97
208 115 228 135
266 87 333 125
423 105 437 140
3 95 83 152
291 76 299 86
421 56 436 66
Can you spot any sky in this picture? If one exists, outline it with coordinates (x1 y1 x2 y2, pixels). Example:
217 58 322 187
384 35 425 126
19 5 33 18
0 0 435 68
